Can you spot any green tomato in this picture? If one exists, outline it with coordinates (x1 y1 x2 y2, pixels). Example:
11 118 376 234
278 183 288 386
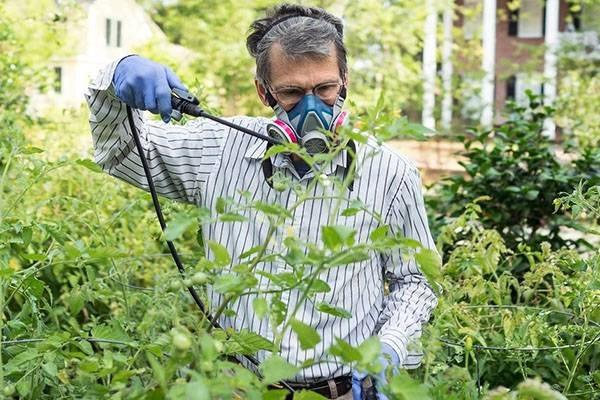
191 272 209 285
273 180 287 192
172 332 192 351
200 361 214 372
169 281 182 291
183 278 193 288
3 384 15 397
465 337 473 352
214 340 224 353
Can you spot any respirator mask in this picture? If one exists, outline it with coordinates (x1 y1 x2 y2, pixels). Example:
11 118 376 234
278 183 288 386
265 83 349 155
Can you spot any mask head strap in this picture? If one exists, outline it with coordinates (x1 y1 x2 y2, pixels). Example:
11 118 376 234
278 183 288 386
265 90 278 108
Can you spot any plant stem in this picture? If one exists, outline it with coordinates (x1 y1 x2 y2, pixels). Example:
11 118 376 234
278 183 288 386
0 282 5 389
208 223 277 329
0 150 14 221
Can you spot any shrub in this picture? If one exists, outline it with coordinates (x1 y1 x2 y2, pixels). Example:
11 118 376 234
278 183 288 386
427 93 600 265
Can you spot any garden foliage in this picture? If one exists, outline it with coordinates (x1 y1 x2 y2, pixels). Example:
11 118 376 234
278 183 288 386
0 1 599 399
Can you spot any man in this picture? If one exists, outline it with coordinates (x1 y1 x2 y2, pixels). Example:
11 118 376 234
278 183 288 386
85 3 437 399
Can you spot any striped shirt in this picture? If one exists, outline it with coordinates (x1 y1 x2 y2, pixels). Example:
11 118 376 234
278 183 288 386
85 60 438 382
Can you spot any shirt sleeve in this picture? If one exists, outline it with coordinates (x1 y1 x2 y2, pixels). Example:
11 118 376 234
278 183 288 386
377 164 438 369
84 59 227 204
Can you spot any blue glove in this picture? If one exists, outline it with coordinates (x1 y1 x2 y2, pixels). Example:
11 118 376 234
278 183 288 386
112 55 187 123
351 343 401 400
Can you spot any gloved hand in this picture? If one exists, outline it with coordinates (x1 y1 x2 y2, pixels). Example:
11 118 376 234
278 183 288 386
112 55 187 123
351 343 401 400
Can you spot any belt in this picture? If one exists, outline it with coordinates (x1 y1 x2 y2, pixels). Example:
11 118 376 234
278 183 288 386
270 374 352 399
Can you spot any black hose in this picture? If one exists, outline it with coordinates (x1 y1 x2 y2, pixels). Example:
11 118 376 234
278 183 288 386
124 105 294 393
126 106 209 316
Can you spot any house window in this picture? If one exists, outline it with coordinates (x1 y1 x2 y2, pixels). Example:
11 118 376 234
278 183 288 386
508 9 519 36
514 73 544 105
105 18 123 47
568 1 582 31
517 0 545 38
105 18 111 46
54 67 62 93
506 75 516 101
116 20 122 47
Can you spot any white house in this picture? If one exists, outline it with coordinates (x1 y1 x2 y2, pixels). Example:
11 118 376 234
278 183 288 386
29 0 180 111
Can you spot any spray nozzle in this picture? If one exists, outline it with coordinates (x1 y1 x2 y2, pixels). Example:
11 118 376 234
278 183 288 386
171 88 203 121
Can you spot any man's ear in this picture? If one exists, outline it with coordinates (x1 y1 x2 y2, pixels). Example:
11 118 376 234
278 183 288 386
255 79 270 107
343 72 350 89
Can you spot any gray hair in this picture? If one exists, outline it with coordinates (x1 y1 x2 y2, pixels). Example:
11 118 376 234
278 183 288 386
246 4 347 85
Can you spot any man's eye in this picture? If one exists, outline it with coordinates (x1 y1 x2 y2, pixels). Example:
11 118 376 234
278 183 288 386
279 89 304 98
316 84 340 97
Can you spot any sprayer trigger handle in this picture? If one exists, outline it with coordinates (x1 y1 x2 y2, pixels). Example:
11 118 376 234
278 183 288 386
170 109 183 122
172 87 199 105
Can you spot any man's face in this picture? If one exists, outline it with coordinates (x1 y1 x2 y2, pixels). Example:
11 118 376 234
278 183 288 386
255 42 346 112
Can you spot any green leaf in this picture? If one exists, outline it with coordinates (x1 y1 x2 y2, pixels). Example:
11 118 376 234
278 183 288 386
260 355 300 385
88 246 125 259
341 199 365 217
370 225 389 242
219 213 247 222
146 351 166 390
21 226 32 247
208 240 231 266
16 378 31 398
21 146 44 154
328 248 370 266
253 201 292 218
91 321 131 344
227 329 274 355
42 362 58 377
252 297 268 319
216 197 226 213
397 238 422 249
69 290 85 315
213 273 244 294
414 248 442 284
165 213 196 241
77 340 94 356
525 189 540 200
24 276 44 298
290 318 321 350
321 225 356 251
4 349 40 375
183 381 211 400
341 207 360 217
263 389 289 400
293 390 329 399
240 245 263 259
357 336 381 366
23 253 46 261
316 302 352 319
387 371 432 400
308 279 331 294
329 338 361 362
76 158 103 173
270 295 287 327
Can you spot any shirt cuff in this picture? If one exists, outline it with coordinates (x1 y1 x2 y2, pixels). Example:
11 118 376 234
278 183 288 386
378 329 409 367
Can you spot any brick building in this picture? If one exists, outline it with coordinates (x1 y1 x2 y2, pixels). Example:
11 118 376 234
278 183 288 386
420 0 600 135
393 0 599 181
